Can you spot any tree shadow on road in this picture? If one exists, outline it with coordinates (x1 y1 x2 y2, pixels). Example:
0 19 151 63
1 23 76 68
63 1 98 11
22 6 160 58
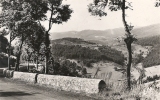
0 91 39 97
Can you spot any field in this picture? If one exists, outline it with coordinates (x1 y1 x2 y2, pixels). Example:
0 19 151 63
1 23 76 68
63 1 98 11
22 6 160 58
145 65 160 77
87 61 124 82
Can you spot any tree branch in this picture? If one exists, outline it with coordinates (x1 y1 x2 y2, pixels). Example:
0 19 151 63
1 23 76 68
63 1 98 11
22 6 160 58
37 20 46 32
122 0 131 35
47 4 54 33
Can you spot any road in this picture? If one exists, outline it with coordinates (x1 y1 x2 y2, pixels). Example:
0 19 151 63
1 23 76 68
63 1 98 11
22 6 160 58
0 77 97 100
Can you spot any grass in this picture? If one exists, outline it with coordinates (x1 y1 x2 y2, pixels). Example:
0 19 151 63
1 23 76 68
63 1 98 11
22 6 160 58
87 61 124 82
93 72 160 100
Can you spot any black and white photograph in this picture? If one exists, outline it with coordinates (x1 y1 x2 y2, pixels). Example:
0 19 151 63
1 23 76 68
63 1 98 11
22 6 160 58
0 0 160 100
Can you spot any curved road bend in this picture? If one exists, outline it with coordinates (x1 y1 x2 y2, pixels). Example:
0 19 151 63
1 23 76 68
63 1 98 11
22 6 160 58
0 77 97 100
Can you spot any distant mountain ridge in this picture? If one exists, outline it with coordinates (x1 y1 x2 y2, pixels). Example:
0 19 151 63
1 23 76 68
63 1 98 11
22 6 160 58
51 24 160 45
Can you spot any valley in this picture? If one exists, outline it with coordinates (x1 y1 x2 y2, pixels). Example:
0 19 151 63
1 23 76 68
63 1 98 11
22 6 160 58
50 24 160 82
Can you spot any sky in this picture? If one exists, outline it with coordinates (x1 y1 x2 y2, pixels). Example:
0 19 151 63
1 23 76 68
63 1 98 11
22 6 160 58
41 0 160 33
2 0 160 42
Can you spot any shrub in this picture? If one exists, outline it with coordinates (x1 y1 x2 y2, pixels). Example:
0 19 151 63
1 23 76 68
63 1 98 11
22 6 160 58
81 68 87 75
0 53 16 67
143 75 160 83
48 59 82 77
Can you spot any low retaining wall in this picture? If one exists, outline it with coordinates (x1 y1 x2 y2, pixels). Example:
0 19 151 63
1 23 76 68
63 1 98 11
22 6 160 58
2 71 106 94
37 74 106 94
13 71 37 83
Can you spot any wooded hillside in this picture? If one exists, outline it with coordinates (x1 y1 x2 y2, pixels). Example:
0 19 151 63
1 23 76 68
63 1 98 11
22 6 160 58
51 38 125 67
135 35 160 68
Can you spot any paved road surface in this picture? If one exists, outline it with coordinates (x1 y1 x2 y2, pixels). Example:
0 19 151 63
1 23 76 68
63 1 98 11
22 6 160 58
0 77 96 100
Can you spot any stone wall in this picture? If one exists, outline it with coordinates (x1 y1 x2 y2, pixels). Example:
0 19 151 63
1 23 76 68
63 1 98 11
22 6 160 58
2 70 106 94
13 71 37 83
37 74 106 94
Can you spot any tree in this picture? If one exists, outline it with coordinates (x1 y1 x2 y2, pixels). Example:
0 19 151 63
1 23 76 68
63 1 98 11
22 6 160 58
21 44 33 71
88 0 136 89
0 33 11 69
0 0 73 73
0 0 34 70
25 21 45 69
0 34 8 53
10 0 73 74
155 0 160 7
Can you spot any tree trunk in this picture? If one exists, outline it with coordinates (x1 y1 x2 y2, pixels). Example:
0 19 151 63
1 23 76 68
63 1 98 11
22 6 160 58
15 35 24 71
15 53 20 71
8 48 10 70
27 51 31 71
27 58 29 71
8 37 11 70
122 0 133 90
125 41 132 90
36 56 38 69
44 31 50 74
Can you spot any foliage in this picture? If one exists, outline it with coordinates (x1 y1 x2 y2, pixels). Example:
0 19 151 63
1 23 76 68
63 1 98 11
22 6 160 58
26 0 73 74
23 21 45 68
0 34 9 53
0 0 38 70
155 0 160 7
142 45 160 68
81 68 87 75
19 64 36 72
24 21 45 51
143 75 160 83
13 41 21 56
132 52 144 66
88 0 136 89
21 44 33 61
0 0 73 73
98 46 125 65
134 36 160 67
48 59 81 77
88 0 132 16
0 0 32 42
0 53 16 67
51 43 125 67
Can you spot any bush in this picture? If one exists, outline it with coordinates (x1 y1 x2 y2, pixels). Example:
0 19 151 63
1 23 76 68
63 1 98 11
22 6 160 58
48 60 82 77
81 68 87 75
143 75 160 83
19 64 36 72
0 53 16 68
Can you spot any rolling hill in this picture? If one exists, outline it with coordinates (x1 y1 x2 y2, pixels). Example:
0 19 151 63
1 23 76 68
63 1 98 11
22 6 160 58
51 24 160 68
135 35 160 68
51 38 125 67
